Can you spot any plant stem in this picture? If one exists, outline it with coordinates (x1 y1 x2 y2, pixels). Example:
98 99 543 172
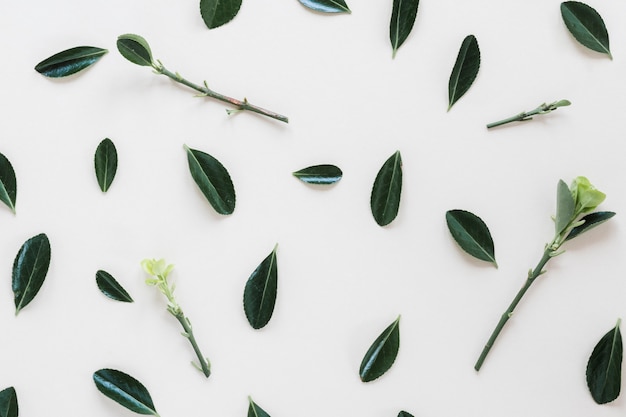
173 310 211 378
486 100 570 129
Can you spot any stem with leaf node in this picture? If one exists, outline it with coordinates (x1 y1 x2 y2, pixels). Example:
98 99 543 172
486 99 571 128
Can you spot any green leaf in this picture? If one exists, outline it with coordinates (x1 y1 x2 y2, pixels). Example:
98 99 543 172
244 245 278 329
448 35 480 110
96 270 134 303
13 233 51 314
0 151 17 214
0 387 18 417
117 34 154 67
184 145 236 215
298 0 351 13
34 46 108 78
555 179 575 235
565 211 615 241
93 369 159 416
445 209 497 268
587 319 622 404
561 1 611 58
293 164 343 184
247 397 271 417
398 412 414 417
360 315 401 382
94 138 118 193
370 151 402 226
390 0 420 58
200 0 242 29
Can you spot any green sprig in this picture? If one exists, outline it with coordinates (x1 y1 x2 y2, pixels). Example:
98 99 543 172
486 99 571 128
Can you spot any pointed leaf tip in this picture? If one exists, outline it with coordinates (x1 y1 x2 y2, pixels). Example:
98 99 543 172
448 35 480 110
0 151 17 213
200 0 243 29
371 151 402 226
587 319 622 404
244 246 278 329
445 209 497 267
96 270 134 302
35 46 108 77
13 233 51 314
0 386 18 417
93 368 158 416
359 316 401 382
561 1 611 58
247 397 272 417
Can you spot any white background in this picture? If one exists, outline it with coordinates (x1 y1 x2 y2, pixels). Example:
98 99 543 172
2 0 626 416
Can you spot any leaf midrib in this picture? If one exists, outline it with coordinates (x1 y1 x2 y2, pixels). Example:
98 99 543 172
382 153 401 221
563 6 610 56
16 238 46 312
254 248 277 327
450 215 495 264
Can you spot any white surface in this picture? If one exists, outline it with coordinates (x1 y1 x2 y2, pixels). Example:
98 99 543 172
2 0 626 416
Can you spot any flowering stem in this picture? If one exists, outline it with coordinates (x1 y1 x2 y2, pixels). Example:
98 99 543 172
486 100 571 128
172 310 211 378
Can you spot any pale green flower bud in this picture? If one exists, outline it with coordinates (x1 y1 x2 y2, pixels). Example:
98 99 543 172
570 176 606 213
141 258 174 278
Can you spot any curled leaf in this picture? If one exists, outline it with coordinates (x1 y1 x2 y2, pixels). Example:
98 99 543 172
93 368 159 416
247 397 271 417
587 319 622 404
445 209 497 267
448 35 480 110
13 233 51 314
370 151 402 226
390 0 420 58
244 245 278 329
293 164 342 184
561 1 611 58
566 211 616 241
0 151 17 214
96 270 134 303
359 316 401 382
200 0 242 29
0 387 18 417
94 138 118 193
298 0 351 13
35 46 108 78
117 34 154 67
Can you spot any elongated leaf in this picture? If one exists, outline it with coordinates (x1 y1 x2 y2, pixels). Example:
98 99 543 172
587 319 622 404
244 245 278 329
298 0 351 13
398 412 414 417
556 179 575 234
566 211 616 241
200 0 242 29
445 209 497 267
0 387 18 417
0 152 16 214
370 151 402 226
293 164 342 184
96 270 134 302
35 46 107 78
184 145 236 215
93 369 158 416
561 1 611 58
390 0 420 58
13 233 51 314
448 35 480 110
95 138 118 193
360 316 401 382
247 397 271 417
117 34 154 67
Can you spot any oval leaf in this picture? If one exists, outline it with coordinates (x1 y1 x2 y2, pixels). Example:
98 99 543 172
0 387 18 417
390 0 420 58
247 397 272 417
95 138 118 193
298 0 351 13
117 34 154 67
13 233 51 314
370 151 402 226
565 211 615 241
184 145 236 215
561 1 611 58
587 319 622 404
445 209 497 267
96 270 134 303
200 0 242 29
0 152 17 214
35 46 108 78
448 35 480 110
244 245 278 329
556 179 575 234
93 369 158 415
293 164 343 185
360 316 401 382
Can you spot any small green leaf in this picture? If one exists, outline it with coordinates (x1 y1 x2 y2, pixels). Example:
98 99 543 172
96 270 134 303
94 138 118 193
200 0 242 29
247 397 271 417
293 164 342 184
35 46 108 78
13 233 51 314
587 319 622 404
566 211 615 241
117 34 154 67
93 369 159 416
0 151 17 214
184 145 236 215
398 412 414 417
556 179 575 234
370 151 402 226
298 0 351 13
445 209 497 267
0 387 18 417
448 35 480 110
390 0 420 58
360 315 401 382
561 1 611 58
244 245 278 329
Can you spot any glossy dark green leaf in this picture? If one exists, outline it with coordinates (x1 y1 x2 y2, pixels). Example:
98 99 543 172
96 270 134 303
0 152 17 214
0 387 18 417
247 397 271 417
184 145 236 215
390 0 420 58
244 245 278 329
398 412 414 417
587 319 622 404
117 34 154 67
566 211 616 241
93 368 158 416
35 46 108 78
94 138 118 193
293 164 342 184
360 316 401 382
13 233 51 314
370 151 402 226
446 209 497 267
200 0 242 29
556 179 575 234
561 1 611 58
298 0 351 13
448 35 480 111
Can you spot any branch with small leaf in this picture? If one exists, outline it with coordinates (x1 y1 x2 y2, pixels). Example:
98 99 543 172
486 100 571 128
